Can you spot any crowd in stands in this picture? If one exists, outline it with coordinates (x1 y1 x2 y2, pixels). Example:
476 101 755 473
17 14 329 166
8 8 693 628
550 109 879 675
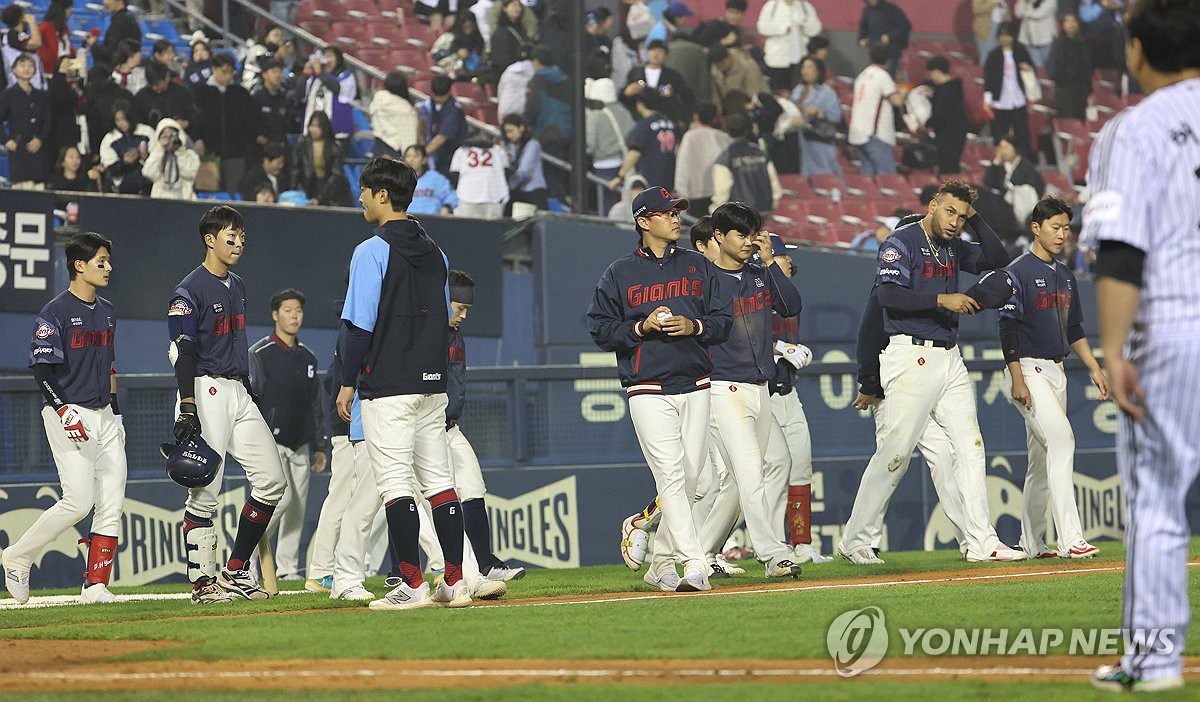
0 0 1141 267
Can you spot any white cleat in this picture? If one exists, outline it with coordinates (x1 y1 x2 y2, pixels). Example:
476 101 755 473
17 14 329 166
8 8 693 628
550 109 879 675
620 515 649 570
472 578 508 600
369 580 434 611
432 578 472 608
676 569 712 592
838 546 885 565
968 545 1028 562
714 553 745 575
3 562 30 604
331 585 375 602
643 566 681 592
791 543 832 564
765 556 802 578
1064 540 1100 559
484 563 526 582
80 583 118 604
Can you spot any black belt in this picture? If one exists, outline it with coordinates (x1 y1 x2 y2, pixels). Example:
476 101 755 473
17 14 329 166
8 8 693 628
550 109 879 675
910 337 956 349
204 373 247 381
1030 357 1065 364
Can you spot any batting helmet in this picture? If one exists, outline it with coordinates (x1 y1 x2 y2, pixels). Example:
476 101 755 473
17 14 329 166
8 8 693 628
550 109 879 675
160 436 220 488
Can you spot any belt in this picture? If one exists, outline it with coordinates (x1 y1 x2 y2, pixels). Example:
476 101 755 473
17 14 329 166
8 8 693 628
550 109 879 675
1030 357 1065 364
909 337 955 349
204 373 247 381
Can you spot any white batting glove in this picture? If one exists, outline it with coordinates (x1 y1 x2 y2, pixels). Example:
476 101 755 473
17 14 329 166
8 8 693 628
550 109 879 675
775 341 814 369
57 404 89 443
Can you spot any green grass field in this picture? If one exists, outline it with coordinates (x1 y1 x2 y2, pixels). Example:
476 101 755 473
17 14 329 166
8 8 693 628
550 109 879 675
2 541 1198 699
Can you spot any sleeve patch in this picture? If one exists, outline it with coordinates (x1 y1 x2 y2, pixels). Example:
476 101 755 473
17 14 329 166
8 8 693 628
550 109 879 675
168 299 193 316
1083 190 1122 224
880 248 902 264
35 323 55 339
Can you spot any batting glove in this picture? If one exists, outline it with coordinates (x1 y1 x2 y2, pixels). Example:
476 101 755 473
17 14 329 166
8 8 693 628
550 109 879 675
775 341 814 369
57 404 89 443
174 401 201 443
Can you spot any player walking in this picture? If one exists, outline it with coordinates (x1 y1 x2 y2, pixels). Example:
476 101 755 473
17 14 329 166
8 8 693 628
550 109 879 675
996 196 1108 559
336 155 471 611
838 181 1025 564
1085 0 1199 691
3 233 126 605
168 205 287 603
588 186 732 593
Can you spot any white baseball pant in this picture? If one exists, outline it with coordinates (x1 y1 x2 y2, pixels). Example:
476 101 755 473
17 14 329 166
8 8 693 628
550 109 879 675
764 392 813 539
4 406 127 570
307 436 355 580
420 425 490 571
630 391 710 576
330 439 386 596
184 377 286 517
361 393 454 502
840 337 1000 560
697 382 792 563
1005 359 1086 553
267 442 311 577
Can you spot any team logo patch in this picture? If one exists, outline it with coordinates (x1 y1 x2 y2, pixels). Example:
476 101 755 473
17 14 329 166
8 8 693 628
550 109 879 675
208 387 217 396
917 357 925 366
70 317 83 326
689 266 696 273
1035 278 1047 288
880 249 901 264
34 323 55 339
168 300 192 317
1035 367 1042 374
730 385 737 392
212 303 224 313
754 277 765 288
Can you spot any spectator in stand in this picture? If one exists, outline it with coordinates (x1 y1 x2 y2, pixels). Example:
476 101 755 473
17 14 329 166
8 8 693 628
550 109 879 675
501 113 547 214
983 22 1034 157
242 24 284 91
849 45 906 176
490 0 535 81
290 110 352 207
1047 12 1091 120
301 47 356 141
404 143 458 215
973 0 1011 65
2 5 46 89
609 20 640 92
418 74 468 178
136 61 195 130
790 55 842 178
414 0 460 32
50 144 102 191
857 0 911 77
370 70 420 158
625 0 654 50
585 76 635 214
184 39 213 88
110 38 146 96
806 34 831 64
924 56 968 173
610 89 678 192
431 12 486 79
497 54 534 123
143 117 199 199
710 43 769 117
152 39 179 78
36 0 71 82
251 59 296 156
195 52 258 192
608 173 648 220
674 102 729 217
1015 0 1058 68
524 44 571 192
757 0 822 91
538 3 575 80
0 53 49 187
1076 0 1123 69
623 39 693 128
83 65 133 158
238 142 289 200
709 113 781 214
97 99 151 194
645 2 692 53
46 54 81 162
252 181 276 203
984 132 1045 223
583 6 614 77
693 0 747 48
667 31 711 110
450 133 510 219
85 0 139 67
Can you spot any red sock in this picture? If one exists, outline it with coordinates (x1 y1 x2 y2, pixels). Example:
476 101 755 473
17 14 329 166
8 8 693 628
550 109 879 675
84 534 118 586
786 485 812 545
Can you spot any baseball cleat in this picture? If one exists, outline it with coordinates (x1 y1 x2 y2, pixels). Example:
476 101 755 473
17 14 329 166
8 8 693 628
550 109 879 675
676 569 712 592
191 578 233 604
838 546 885 565
383 574 403 589
709 562 732 579
3 563 31 604
968 545 1028 562
1090 663 1184 693
620 515 649 570
331 585 375 602
765 556 802 578
472 578 508 600
791 543 832 564
643 566 682 592
432 578 472 608
1034 551 1059 559
218 568 271 600
714 554 745 575
484 562 525 581
1064 540 1100 559
80 583 118 604
369 580 434 611
305 575 333 592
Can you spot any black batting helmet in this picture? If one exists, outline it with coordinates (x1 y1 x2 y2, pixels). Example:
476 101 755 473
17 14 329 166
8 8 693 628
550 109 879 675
160 436 221 488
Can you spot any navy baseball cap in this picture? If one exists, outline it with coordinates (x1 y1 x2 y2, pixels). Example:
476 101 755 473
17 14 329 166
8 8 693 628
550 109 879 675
633 186 689 220
666 2 694 17
769 233 788 256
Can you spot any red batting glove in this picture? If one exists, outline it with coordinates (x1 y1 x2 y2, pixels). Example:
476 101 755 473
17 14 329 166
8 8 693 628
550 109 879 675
57 405 89 443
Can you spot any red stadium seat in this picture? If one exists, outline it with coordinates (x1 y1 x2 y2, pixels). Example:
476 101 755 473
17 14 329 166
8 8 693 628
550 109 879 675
452 80 488 103
842 172 878 199
389 46 433 72
472 103 498 125
370 23 406 46
908 39 945 58
874 173 912 198
777 173 812 198
803 199 844 224
353 47 389 69
961 79 989 127
809 173 841 195
1042 169 1079 199
840 200 879 227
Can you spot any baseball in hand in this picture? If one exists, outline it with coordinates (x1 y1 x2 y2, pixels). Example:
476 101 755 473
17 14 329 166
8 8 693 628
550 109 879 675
657 309 671 324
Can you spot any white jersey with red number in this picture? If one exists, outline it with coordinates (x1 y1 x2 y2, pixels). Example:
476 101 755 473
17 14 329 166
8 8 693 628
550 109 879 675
450 144 510 205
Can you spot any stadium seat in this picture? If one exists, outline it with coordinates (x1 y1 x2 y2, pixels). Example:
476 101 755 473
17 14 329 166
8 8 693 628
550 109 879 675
874 173 912 198
142 18 181 43
841 172 877 198
803 199 844 224
777 173 812 198
390 46 433 72
840 200 878 227
1042 169 1079 199
452 80 488 104
353 47 390 69
370 23 406 46
809 173 841 195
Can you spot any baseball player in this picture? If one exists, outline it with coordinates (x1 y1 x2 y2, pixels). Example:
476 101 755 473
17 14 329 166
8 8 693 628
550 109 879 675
587 186 733 593
167 205 287 604
336 156 470 611
838 181 1026 564
248 288 329 580
3 232 126 605
693 202 805 578
1085 1 1199 690
994 196 1109 559
304 338 351 594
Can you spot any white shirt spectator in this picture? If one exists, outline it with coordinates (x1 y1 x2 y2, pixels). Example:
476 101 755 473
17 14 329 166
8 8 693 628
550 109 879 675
497 59 534 122
450 142 510 217
848 64 897 147
369 89 420 154
991 49 1027 109
1015 0 1058 47
756 0 822 70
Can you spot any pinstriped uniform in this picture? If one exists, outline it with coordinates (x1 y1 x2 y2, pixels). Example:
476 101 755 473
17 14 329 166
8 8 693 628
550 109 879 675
1081 77 1200 683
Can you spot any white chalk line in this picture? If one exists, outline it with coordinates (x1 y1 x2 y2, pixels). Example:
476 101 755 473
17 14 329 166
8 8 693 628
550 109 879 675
0 589 307 611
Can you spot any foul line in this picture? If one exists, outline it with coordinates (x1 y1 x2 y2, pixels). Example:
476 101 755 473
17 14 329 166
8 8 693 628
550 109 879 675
0 589 307 611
